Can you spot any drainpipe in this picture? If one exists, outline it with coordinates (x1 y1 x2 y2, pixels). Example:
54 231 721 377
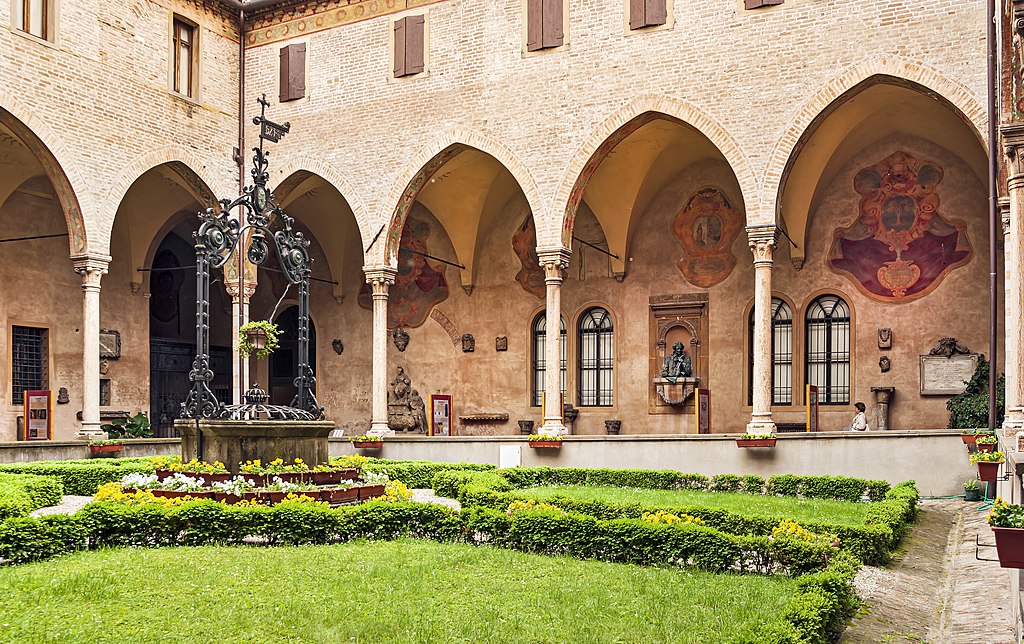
988 0 1000 431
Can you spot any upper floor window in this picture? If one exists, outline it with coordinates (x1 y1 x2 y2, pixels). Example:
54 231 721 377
15 0 51 40
172 17 196 98
805 295 850 405
629 0 667 29
531 313 566 406
12 325 48 407
393 15 426 77
578 307 613 407
279 43 306 101
526 0 563 51
748 297 793 406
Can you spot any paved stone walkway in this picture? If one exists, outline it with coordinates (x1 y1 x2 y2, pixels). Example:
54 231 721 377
840 499 1016 644
29 495 92 517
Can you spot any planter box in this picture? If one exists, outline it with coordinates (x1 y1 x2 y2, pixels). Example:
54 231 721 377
737 438 777 448
311 471 343 486
238 474 266 488
992 527 1024 568
358 484 386 500
528 441 562 449
89 444 123 458
322 487 359 504
961 433 979 446
154 469 175 480
353 441 383 449
978 443 996 453
214 492 242 504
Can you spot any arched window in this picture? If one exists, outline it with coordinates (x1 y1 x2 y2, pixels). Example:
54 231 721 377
805 295 850 405
748 298 793 405
578 307 614 407
531 313 566 406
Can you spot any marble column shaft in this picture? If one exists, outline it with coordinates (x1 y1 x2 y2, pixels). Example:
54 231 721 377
746 227 778 435
538 248 570 435
365 267 396 435
1003 134 1024 433
73 255 110 437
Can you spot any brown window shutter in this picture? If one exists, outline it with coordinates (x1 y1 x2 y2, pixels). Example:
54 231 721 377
526 0 543 51
394 17 407 76
646 0 667 26
541 0 563 49
744 0 783 9
280 44 306 101
406 15 425 74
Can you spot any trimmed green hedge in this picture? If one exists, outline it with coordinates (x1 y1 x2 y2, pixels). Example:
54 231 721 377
0 473 63 520
435 469 918 565
0 458 153 496
496 467 890 502
362 459 494 488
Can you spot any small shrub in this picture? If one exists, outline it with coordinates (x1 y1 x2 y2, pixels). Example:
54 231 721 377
710 474 742 493
766 474 800 497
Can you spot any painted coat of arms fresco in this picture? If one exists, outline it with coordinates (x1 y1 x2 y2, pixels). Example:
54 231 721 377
828 151 971 302
359 215 449 328
671 187 743 288
512 215 545 299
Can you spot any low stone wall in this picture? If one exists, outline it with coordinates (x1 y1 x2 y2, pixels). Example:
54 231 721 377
0 439 180 464
330 430 974 497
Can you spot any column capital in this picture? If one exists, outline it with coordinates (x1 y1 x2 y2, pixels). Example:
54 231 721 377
746 225 779 265
537 246 570 282
72 254 110 290
1001 197 1012 237
363 265 397 286
1004 124 1024 184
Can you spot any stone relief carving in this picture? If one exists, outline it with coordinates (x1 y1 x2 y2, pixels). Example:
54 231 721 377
392 327 409 352
878 328 892 349
462 334 475 353
331 339 344 355
387 367 426 433
495 336 508 352
929 337 971 357
57 387 69 404
879 355 891 373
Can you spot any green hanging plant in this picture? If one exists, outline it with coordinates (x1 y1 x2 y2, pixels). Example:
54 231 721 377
238 320 280 359
947 355 1005 429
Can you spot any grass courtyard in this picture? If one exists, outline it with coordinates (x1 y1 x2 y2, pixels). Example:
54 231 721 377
521 485 872 526
0 539 797 643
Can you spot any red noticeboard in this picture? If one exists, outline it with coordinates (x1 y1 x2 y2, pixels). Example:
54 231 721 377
22 390 52 441
695 388 711 434
806 384 819 433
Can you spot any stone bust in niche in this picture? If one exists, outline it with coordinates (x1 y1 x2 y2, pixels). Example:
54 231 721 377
661 341 692 383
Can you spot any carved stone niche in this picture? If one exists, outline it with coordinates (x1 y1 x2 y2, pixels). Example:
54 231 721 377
648 294 709 415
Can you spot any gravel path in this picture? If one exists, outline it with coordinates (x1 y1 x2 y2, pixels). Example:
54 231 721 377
30 495 93 517
410 488 460 510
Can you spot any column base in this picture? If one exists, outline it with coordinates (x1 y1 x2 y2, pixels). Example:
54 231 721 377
77 425 107 441
538 419 566 436
367 422 395 437
744 417 776 436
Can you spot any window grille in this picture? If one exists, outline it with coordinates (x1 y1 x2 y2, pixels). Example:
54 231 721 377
805 295 850 404
12 326 47 406
578 307 613 407
748 297 793 405
531 313 566 406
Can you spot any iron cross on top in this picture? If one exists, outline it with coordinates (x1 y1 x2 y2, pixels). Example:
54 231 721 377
253 94 291 144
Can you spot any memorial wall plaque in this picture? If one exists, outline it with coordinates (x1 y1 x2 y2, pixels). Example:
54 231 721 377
919 354 978 395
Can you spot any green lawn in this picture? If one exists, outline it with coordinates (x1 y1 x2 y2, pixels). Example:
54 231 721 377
0 540 795 643
522 485 872 526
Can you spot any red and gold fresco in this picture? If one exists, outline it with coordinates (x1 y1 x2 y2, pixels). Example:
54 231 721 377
359 213 449 328
828 151 972 302
671 187 743 288
512 215 545 299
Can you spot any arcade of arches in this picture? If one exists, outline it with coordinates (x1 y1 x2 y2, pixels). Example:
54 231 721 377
0 76 1005 440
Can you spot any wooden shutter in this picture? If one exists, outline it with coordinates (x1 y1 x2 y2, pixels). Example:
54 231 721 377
630 0 667 29
394 17 407 76
526 0 544 51
541 0 563 49
744 0 783 9
406 15 425 74
279 43 306 102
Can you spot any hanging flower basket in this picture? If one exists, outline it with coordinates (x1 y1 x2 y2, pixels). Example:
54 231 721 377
736 434 777 448
350 436 383 449
527 434 562 449
89 442 124 457
238 320 280 359
992 527 1024 568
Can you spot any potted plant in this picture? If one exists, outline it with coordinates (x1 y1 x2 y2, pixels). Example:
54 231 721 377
964 479 981 502
262 457 310 483
238 320 280 359
977 434 998 453
960 428 984 445
350 435 383 449
88 440 124 457
321 484 359 505
178 459 231 483
971 451 1004 495
527 433 562 449
736 433 777 448
987 498 1024 567
100 412 153 439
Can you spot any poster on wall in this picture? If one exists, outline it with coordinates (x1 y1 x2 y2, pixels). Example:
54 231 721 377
806 385 819 433
22 390 52 441
429 394 453 436
695 388 711 434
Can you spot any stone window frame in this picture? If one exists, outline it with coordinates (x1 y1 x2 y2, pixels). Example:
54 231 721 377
387 10 430 83
745 295 796 408
520 0 570 57
10 0 58 46
8 321 50 409
530 310 568 408
169 13 201 102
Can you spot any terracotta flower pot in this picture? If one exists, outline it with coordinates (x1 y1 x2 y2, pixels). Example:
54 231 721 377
528 441 562 449
322 487 359 504
260 491 289 505
89 444 123 456
961 433 979 446
214 492 242 504
978 443 996 453
338 468 360 481
353 441 383 449
737 438 777 448
241 491 261 503
312 471 343 486
239 474 265 487
154 469 175 480
992 526 1024 568
978 461 1001 494
202 473 233 484
358 484 386 500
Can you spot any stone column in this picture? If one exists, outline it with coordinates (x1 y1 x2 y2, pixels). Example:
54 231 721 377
538 248 570 435
226 281 257 405
72 254 110 439
365 266 397 436
1003 130 1024 437
746 226 779 435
